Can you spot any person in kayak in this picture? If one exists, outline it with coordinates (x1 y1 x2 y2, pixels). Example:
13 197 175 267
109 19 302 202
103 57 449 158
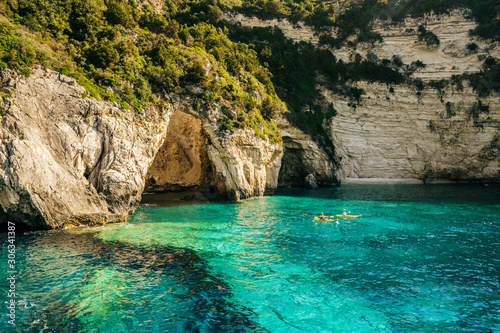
320 213 325 220
343 209 348 216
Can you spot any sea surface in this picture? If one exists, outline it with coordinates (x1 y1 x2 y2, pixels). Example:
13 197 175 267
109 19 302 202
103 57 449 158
1 184 499 332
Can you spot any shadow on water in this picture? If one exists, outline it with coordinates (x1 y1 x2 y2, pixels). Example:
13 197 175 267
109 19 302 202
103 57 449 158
3 230 268 333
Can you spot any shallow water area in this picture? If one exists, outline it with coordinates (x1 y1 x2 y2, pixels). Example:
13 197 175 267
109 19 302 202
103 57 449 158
1 184 499 332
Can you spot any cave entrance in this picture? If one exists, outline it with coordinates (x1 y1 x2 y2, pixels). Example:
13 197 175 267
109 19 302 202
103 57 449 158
278 148 309 186
144 110 218 201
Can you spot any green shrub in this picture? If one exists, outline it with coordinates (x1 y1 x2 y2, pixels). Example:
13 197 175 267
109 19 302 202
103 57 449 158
105 0 138 28
417 25 440 46
87 40 120 69
218 114 235 132
467 42 479 51
0 23 37 76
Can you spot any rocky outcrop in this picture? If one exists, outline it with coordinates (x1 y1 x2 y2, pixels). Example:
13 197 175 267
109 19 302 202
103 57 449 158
0 68 285 229
204 126 283 200
0 68 171 229
145 106 283 201
276 116 338 186
304 174 318 188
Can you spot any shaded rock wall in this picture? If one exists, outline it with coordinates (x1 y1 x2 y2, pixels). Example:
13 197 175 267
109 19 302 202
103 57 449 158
276 117 338 186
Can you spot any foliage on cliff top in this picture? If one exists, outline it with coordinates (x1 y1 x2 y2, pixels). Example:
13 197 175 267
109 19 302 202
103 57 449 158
321 0 500 44
0 0 283 143
225 0 500 43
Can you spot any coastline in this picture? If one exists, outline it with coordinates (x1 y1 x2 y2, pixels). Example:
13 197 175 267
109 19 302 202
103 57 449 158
343 178 424 184
342 178 468 184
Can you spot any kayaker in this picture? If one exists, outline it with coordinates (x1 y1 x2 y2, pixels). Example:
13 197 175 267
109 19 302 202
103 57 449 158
343 209 347 216
320 213 325 220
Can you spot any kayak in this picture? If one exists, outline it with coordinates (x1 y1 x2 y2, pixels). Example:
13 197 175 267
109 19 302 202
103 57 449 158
336 214 362 218
314 217 338 222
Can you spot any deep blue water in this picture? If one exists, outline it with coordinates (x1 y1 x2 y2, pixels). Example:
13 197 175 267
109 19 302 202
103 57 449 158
1 184 499 332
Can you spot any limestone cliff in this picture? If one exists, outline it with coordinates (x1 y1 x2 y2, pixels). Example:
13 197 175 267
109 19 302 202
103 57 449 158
326 10 500 183
0 68 171 228
323 83 500 182
232 10 500 183
0 68 283 229
333 10 499 81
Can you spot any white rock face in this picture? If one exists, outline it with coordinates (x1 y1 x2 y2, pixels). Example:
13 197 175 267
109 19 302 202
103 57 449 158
325 10 500 182
205 127 283 200
333 10 500 81
323 82 500 182
0 68 171 228
230 10 500 183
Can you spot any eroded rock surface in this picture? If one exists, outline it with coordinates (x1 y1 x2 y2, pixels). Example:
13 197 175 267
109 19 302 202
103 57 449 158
231 10 500 183
324 83 500 182
145 110 215 193
0 68 171 228
333 10 500 81
323 11 500 182
145 100 284 201
0 68 285 228
277 117 338 186
204 126 283 200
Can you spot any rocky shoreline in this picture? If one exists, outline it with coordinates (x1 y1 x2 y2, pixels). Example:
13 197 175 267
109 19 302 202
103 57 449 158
0 68 334 229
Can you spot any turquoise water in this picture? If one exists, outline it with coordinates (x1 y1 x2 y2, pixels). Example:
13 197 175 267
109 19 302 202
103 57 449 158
1 184 500 332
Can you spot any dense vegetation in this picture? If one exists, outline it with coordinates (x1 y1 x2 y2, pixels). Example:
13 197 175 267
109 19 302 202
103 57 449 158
0 0 282 142
228 0 500 44
0 0 499 157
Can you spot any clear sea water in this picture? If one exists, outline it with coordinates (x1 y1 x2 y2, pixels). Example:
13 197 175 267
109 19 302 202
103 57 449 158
1 184 499 332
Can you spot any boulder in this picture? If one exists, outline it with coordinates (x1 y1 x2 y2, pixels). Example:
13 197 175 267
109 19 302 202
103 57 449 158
304 174 318 188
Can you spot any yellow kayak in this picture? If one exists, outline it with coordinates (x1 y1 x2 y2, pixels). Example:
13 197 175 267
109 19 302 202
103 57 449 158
314 217 338 222
336 214 362 218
